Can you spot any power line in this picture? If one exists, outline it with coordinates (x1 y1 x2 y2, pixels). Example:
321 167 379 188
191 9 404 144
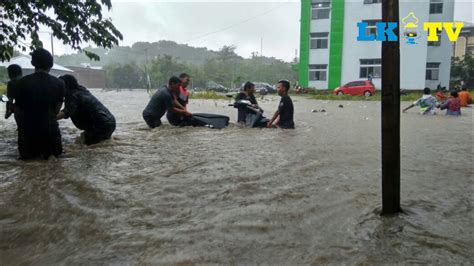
185 2 290 43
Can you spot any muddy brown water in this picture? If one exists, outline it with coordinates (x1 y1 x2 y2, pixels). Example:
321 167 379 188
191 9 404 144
0 90 472 265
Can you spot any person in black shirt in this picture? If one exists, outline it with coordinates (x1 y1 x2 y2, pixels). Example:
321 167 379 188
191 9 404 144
57 75 116 145
4 64 22 120
13 48 65 159
235 81 260 123
142 76 192 128
267 80 295 129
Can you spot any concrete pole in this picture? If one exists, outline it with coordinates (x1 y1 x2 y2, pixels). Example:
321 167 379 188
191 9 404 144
381 0 402 215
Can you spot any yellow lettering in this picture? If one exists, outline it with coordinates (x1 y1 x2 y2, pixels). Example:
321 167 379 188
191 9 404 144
444 22 464 42
424 23 443 41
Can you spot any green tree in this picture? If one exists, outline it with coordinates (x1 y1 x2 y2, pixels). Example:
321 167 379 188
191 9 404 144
148 55 186 88
451 54 474 84
0 0 122 61
104 63 146 89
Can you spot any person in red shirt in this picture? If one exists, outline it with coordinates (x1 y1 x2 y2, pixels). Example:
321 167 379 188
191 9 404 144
435 88 446 103
458 87 472 107
167 73 191 126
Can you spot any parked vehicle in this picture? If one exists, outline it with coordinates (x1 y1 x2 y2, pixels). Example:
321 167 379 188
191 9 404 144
241 82 276 94
333 80 376 97
205 82 228 92
257 82 277 94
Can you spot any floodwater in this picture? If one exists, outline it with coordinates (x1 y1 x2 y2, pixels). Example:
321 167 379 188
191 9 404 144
0 90 472 265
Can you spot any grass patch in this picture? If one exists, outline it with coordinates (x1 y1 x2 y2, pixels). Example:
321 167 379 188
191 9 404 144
0 84 6 95
190 91 233 100
308 91 422 102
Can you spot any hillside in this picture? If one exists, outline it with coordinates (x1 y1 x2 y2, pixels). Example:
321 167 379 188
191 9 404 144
54 40 218 67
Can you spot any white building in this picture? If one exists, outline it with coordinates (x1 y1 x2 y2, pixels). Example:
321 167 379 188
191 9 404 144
0 55 74 77
297 0 455 90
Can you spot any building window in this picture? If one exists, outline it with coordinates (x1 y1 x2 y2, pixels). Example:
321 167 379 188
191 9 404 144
360 59 382 79
363 0 382 4
430 0 443 14
310 32 329 49
312 0 331 20
426 62 440 80
428 29 442 46
467 37 474 55
362 20 381 38
309 64 327 81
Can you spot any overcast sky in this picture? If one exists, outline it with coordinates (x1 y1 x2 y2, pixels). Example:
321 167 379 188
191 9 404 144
44 0 473 62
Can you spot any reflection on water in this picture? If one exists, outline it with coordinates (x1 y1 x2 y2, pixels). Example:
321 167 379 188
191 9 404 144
0 90 472 264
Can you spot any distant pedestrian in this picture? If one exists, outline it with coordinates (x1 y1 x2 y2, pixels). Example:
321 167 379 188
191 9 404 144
440 91 461 116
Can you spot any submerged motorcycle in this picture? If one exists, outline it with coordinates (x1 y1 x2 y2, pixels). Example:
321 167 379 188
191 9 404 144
229 99 270 128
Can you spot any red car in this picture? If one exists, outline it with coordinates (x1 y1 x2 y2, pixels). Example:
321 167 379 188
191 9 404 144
333 80 376 97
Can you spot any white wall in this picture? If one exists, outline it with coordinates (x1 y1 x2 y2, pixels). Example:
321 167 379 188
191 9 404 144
425 0 455 90
309 8 331 89
399 1 430 90
341 1 383 90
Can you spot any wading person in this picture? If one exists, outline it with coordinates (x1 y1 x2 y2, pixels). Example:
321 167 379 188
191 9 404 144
235 81 260 124
435 87 446 103
458 87 472 107
403 87 439 115
166 73 193 126
267 80 295 129
57 75 116 145
4 64 22 120
143 76 192 128
440 91 461 116
13 48 65 160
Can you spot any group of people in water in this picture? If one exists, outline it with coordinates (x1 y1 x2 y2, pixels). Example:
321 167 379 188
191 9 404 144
403 87 472 115
3 48 295 160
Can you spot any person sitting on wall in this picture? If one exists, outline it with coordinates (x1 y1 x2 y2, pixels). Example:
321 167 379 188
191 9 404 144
57 75 116 145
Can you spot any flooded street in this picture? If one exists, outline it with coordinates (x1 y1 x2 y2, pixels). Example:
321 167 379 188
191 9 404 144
0 90 472 265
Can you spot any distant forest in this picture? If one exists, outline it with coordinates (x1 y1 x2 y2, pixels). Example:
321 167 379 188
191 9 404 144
54 41 298 89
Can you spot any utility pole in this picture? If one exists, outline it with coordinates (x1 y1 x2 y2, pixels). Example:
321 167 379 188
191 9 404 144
260 38 263 58
39 31 54 56
144 48 151 93
50 33 54 57
381 0 402 215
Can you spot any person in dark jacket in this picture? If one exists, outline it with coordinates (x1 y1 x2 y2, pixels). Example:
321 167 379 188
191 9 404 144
235 81 261 124
57 75 116 145
13 48 65 159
